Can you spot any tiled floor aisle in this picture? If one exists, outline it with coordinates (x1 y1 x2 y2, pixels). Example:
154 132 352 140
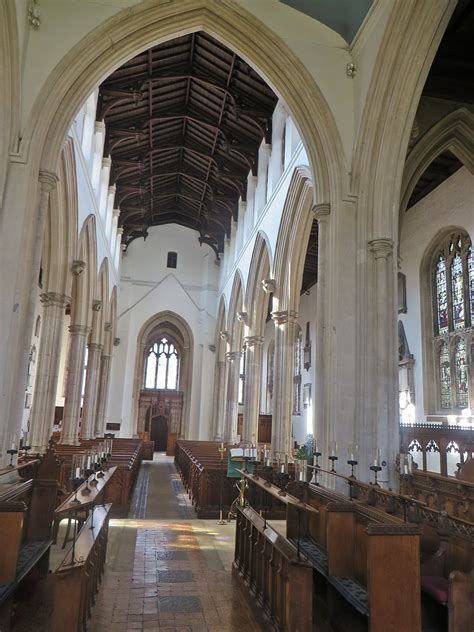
89 454 263 632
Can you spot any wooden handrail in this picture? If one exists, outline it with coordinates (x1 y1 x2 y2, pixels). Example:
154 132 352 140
0 480 33 504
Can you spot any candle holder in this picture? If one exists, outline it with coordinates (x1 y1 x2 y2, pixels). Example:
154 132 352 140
313 451 322 468
217 444 227 525
347 459 358 479
90 461 100 486
7 448 18 467
70 476 83 504
370 464 382 486
328 455 338 473
22 444 32 460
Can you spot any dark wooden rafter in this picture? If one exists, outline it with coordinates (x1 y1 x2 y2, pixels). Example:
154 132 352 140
98 32 277 254
407 1 474 210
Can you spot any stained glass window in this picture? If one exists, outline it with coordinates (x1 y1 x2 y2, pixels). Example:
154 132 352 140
435 254 448 334
144 337 179 390
439 342 451 408
451 253 465 329
469 245 474 324
454 338 468 408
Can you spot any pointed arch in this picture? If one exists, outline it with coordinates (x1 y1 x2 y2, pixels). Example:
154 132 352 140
228 270 245 351
91 258 110 345
245 232 272 337
273 166 315 313
400 108 474 228
43 137 78 298
72 215 97 328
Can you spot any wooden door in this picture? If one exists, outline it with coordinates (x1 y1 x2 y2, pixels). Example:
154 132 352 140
151 416 168 451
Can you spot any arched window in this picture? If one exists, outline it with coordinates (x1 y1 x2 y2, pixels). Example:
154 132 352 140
238 347 245 405
144 337 179 390
293 327 302 415
432 232 473 411
266 340 275 413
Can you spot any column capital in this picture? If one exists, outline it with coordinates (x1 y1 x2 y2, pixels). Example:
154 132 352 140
102 156 112 168
226 350 242 362
219 330 229 341
271 310 298 326
244 335 264 348
312 202 330 221
40 291 70 307
69 324 91 336
87 342 103 352
92 299 102 312
71 259 86 276
38 170 58 192
369 237 394 259
112 207 120 218
236 311 247 324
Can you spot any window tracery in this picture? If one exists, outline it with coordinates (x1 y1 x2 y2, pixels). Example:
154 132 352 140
144 337 179 390
432 232 473 411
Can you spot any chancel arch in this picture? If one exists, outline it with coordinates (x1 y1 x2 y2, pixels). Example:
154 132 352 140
133 311 193 452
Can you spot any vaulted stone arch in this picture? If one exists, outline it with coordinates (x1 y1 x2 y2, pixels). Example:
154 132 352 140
133 311 194 440
400 108 474 227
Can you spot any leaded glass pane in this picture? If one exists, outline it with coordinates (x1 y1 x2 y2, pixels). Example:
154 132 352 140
167 351 178 389
145 351 157 388
435 255 448 334
455 338 468 408
451 253 465 329
439 343 451 408
156 352 167 389
469 245 474 323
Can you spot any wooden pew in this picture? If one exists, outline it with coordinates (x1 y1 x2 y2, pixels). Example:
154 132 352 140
52 503 112 631
234 505 313 631
0 472 58 631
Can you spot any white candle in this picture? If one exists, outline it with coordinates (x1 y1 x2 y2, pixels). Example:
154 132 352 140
11 442 16 451
330 441 337 457
86 456 92 469
220 442 224 450
75 467 81 479
280 463 285 473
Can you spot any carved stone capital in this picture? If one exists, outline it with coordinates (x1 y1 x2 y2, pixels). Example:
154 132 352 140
112 207 120 218
87 342 103 353
236 311 247 324
312 202 330 221
38 170 58 192
271 310 298 326
71 260 86 276
104 321 113 332
219 330 229 341
244 335 264 348
92 300 102 312
261 279 276 294
113 337 120 346
40 291 70 308
226 350 242 362
69 324 91 336
369 238 394 259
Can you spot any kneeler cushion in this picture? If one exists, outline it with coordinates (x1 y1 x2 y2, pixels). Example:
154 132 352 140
421 575 449 605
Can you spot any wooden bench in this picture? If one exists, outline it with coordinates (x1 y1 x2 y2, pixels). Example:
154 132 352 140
234 505 313 631
0 475 57 631
52 503 112 631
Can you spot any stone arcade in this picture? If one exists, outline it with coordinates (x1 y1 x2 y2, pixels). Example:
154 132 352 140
0 1 473 630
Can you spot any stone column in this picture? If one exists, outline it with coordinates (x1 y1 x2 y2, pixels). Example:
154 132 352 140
242 335 264 443
29 292 69 453
213 360 227 440
369 237 397 485
80 342 103 439
95 352 111 437
271 310 298 457
137 400 149 435
4 171 58 459
61 325 90 445
312 203 330 452
224 350 242 442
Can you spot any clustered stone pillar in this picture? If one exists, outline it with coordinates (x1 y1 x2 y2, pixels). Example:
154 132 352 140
61 325 90 445
224 350 242 442
95 352 111 437
312 203 330 453
369 237 397 485
213 359 227 440
242 335 264 443
81 341 103 439
271 310 298 457
29 292 69 452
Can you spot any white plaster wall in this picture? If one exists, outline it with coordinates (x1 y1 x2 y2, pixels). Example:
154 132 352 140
399 167 474 420
107 224 219 438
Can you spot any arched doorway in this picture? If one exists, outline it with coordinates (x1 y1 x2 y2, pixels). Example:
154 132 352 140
150 415 168 452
